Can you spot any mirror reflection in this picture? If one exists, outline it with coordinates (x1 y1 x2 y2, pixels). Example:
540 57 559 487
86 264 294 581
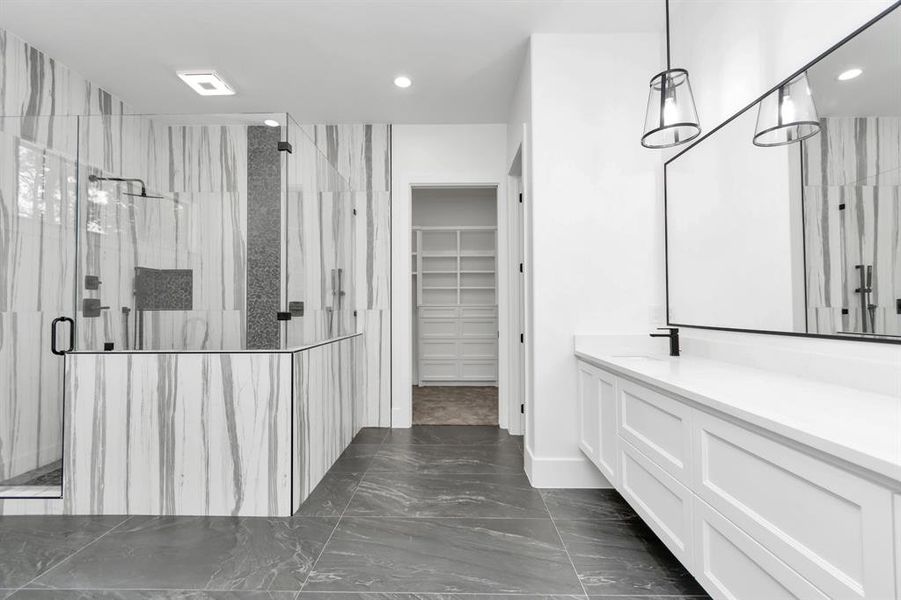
666 4 901 341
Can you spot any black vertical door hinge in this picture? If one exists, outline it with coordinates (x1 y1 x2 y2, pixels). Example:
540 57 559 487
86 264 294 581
519 263 523 273
518 192 523 203
520 333 524 343
520 404 525 414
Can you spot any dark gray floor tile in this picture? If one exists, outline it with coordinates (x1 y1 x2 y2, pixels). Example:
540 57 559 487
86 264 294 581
305 517 583 593
329 445 381 473
299 595 586 600
351 428 390 445
295 472 363 517
0 516 127 588
8 591 298 599
540 489 638 521
589 596 710 599
384 426 516 446
555 519 705 596
28 516 336 592
368 444 523 474
345 472 549 518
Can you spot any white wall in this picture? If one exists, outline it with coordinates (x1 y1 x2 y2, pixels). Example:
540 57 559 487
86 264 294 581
527 33 662 487
670 0 895 133
392 124 508 427
506 43 533 440
668 0 901 391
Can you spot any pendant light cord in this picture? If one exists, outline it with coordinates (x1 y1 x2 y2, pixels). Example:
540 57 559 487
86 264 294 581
665 0 671 70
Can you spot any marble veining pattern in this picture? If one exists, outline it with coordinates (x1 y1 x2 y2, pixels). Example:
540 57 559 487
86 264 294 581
306 125 392 427
803 117 901 336
63 352 293 516
292 335 362 512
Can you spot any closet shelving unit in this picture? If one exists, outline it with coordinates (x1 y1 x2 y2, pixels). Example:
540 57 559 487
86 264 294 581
413 226 498 385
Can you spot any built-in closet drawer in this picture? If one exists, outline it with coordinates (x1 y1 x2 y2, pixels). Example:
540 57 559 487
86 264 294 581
460 317 496 339
460 339 496 359
461 307 496 319
419 360 458 381
419 318 458 338
693 496 830 600
419 307 458 319
419 340 457 360
618 379 693 486
692 411 896 600
460 359 496 381
619 439 693 567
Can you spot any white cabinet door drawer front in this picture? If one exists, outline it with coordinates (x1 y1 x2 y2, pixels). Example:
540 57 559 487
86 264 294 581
420 319 458 337
694 412 895 600
619 439 693 566
460 360 497 380
461 339 497 359
419 360 458 380
596 368 618 483
693 497 830 600
894 495 901 597
460 318 497 338
460 307 496 319
419 340 457 359
618 379 693 485
577 362 601 463
419 307 458 319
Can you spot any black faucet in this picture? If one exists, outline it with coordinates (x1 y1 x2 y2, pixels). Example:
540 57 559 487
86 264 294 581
650 327 680 357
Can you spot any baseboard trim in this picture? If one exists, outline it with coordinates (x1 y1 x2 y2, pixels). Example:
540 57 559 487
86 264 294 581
524 444 612 488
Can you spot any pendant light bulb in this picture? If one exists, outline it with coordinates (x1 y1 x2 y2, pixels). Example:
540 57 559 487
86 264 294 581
641 0 702 149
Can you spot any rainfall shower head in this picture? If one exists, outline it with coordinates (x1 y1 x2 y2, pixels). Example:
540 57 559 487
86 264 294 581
88 173 165 199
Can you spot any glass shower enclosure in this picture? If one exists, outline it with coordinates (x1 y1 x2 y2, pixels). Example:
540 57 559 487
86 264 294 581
0 112 356 497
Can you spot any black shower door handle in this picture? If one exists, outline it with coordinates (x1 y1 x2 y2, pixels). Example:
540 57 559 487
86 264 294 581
51 316 75 356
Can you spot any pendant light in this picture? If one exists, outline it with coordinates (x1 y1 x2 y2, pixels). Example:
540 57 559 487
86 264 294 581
641 0 701 149
752 71 821 147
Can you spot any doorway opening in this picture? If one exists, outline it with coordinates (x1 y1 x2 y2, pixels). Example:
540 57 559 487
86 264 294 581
411 186 499 425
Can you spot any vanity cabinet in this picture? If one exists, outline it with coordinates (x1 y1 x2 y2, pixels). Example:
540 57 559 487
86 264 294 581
576 361 617 483
575 357 900 600
895 494 901 597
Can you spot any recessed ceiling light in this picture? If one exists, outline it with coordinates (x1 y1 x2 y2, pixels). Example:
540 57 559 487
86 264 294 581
177 71 235 96
263 119 280 127
394 75 412 89
837 68 863 81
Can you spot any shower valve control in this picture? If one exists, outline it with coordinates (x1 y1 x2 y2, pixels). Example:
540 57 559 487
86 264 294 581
82 298 110 318
85 275 102 290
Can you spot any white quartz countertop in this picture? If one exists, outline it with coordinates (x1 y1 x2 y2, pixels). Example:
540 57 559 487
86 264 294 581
574 339 901 485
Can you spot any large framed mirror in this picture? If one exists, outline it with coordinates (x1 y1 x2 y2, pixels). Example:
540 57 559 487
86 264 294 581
665 2 901 344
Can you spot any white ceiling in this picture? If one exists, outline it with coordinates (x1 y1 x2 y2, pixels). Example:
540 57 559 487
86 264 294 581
0 0 661 123
809 4 901 117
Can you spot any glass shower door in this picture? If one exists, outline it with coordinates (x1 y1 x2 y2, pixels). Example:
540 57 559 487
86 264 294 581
0 115 78 497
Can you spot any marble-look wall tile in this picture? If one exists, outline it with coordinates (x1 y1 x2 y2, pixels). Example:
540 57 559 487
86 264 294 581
804 117 901 187
64 352 293 516
0 313 64 482
77 122 249 351
293 334 362 512
311 124 391 193
305 125 392 426
803 117 901 337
